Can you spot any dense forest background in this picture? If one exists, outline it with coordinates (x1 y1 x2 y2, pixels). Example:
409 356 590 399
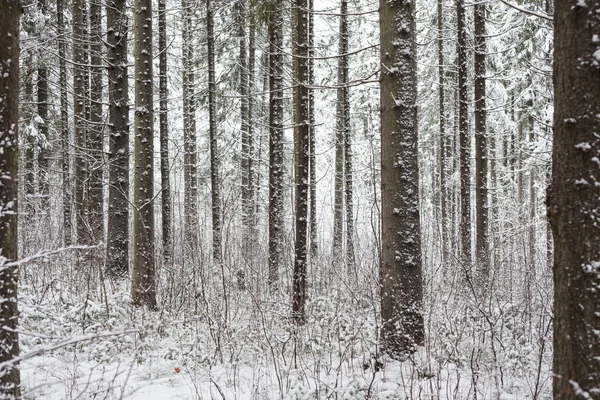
0 0 564 398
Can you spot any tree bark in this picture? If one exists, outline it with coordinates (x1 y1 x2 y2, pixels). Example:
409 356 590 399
207 0 222 265
106 0 130 279
549 2 600 398
159 0 172 266
292 0 309 325
379 0 424 357
267 0 284 286
438 0 447 263
457 0 471 266
474 1 488 280
36 0 50 213
0 1 22 394
57 0 72 246
182 0 198 252
333 0 349 265
88 0 104 247
73 0 88 244
308 0 317 260
131 0 156 308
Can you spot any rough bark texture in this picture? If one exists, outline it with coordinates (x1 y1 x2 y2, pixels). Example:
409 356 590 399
474 1 488 280
73 0 88 244
549 2 600 398
333 0 349 264
57 0 72 246
379 0 424 357
88 0 104 247
292 0 309 325
36 0 49 213
438 0 447 263
207 0 222 265
0 1 22 394
159 0 172 266
308 0 317 260
267 0 284 286
131 0 156 309
182 0 198 252
106 0 130 279
457 0 471 266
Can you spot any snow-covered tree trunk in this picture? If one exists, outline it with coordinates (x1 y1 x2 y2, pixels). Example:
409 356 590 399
207 0 222 266
57 0 72 246
379 0 424 357
0 1 22 394
549 1 600 397
268 0 284 287
88 0 104 247
308 0 317 261
131 0 156 308
106 0 130 279
457 0 471 266
158 0 172 267
474 0 488 280
292 0 310 325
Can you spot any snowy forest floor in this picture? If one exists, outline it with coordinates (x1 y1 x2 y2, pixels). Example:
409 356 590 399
16 256 552 400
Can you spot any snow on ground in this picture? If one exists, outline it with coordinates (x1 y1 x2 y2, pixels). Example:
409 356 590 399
15 282 552 399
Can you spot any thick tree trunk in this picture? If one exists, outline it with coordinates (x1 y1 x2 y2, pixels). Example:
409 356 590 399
57 0 72 246
267 0 284 286
207 0 222 265
474 1 488 281
308 0 317 260
438 0 447 263
159 0 172 266
131 0 157 309
73 0 88 244
0 2 22 394
333 0 349 265
182 0 198 251
457 0 471 266
379 0 424 357
238 0 251 265
549 2 600 398
292 0 309 325
36 0 50 213
88 0 104 247
106 0 130 279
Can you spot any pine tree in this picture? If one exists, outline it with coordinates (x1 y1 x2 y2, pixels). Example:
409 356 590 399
549 1 600 398
379 0 424 357
0 1 22 394
106 0 130 278
131 0 157 308
292 0 310 325
268 0 284 286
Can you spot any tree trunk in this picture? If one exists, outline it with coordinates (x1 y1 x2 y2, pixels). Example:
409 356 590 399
333 0 349 265
182 0 198 252
549 2 600 398
292 0 309 325
308 0 317 260
88 0 104 246
36 0 50 213
159 0 172 266
57 0 72 246
238 0 251 265
131 0 157 309
267 0 284 286
474 1 488 281
0 2 22 394
438 0 447 264
457 0 471 266
73 0 88 244
207 0 222 265
106 0 130 279
379 0 424 357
